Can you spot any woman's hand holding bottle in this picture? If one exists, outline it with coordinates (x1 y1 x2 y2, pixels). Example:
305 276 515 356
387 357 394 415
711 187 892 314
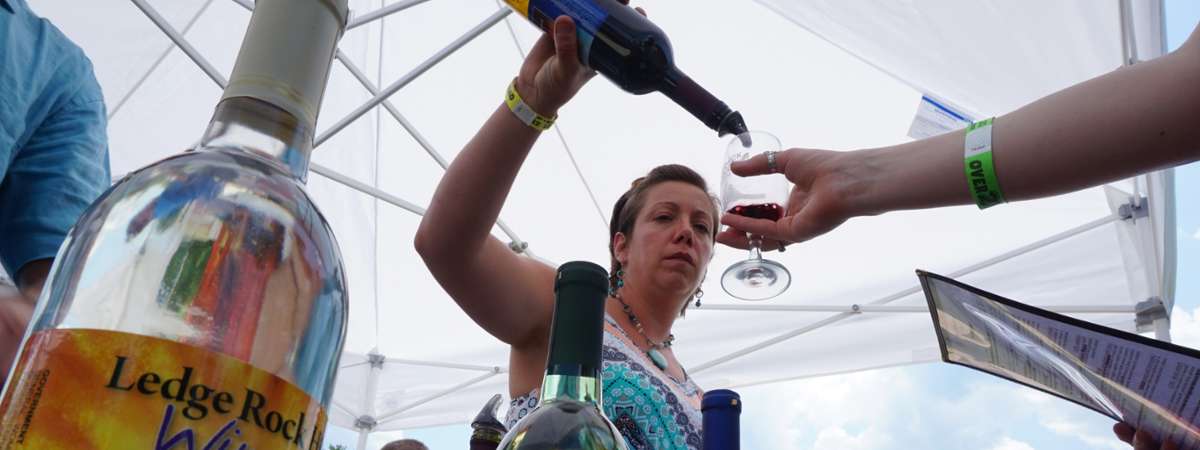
513 1 645 117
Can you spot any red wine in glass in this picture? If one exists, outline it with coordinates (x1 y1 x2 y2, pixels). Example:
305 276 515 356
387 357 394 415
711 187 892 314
721 131 791 301
727 203 783 222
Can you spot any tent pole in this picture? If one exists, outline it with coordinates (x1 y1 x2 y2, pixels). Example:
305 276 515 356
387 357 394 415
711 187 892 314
232 0 431 26
371 0 387 348
334 50 541 247
129 0 228 88
141 0 427 241
490 1 613 228
352 351 386 450
494 16 609 227
134 0 447 222
229 0 535 247
334 50 450 169
692 312 856 373
310 164 426 214
1118 0 1140 65
1154 317 1172 342
693 214 1120 374
696 304 1136 314
334 399 359 418
315 8 512 146
1154 171 1178 314
385 359 505 372
356 430 370 450
110 0 216 120
309 162 538 252
375 370 501 424
348 0 436 30
945 215 1119 278
342 357 508 373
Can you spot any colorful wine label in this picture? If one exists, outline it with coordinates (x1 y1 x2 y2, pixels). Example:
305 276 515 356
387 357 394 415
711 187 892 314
0 329 327 449
502 0 530 16
502 0 609 63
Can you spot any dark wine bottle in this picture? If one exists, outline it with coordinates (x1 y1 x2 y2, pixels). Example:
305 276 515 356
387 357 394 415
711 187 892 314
497 261 628 450
471 394 508 450
503 0 751 144
702 389 742 450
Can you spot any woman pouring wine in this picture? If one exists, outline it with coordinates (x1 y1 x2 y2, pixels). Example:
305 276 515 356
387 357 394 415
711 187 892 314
414 4 738 448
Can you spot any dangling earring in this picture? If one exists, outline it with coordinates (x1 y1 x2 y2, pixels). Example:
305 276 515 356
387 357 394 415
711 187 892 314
693 287 704 308
609 268 625 297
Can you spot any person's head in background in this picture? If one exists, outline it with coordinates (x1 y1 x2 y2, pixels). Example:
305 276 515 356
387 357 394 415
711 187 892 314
380 439 429 450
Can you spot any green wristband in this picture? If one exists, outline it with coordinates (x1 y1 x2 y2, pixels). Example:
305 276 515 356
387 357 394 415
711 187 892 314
964 118 1005 209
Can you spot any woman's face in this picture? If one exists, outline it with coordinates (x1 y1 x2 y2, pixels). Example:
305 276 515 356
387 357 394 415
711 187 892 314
614 181 717 300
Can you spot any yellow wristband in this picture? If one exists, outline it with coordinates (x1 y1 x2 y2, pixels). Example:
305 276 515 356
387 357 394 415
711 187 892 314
506 80 555 131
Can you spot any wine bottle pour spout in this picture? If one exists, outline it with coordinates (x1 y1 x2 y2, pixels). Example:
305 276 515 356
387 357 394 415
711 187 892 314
715 109 752 148
472 393 507 431
736 132 753 148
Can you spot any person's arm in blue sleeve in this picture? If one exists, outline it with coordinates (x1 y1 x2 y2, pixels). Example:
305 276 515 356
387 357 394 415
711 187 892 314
0 71 111 382
0 88 111 298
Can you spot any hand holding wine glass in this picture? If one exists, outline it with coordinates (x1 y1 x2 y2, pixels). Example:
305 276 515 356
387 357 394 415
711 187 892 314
720 131 792 301
717 147 866 249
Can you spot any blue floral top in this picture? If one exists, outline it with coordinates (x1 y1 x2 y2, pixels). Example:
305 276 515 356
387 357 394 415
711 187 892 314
505 315 704 449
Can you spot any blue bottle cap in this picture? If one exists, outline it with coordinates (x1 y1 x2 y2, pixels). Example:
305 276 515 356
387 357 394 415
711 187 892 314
702 389 742 414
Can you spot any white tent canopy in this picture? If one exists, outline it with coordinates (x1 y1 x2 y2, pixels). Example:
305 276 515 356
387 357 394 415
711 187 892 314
33 0 1174 443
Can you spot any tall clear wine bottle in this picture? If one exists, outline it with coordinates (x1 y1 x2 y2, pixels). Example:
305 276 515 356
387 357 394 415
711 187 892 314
0 0 350 448
502 0 752 144
702 389 742 450
498 261 628 450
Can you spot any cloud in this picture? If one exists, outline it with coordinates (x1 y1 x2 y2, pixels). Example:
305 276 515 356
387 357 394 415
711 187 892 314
1193 227 1200 240
741 368 1032 450
990 437 1036 450
740 362 1136 450
812 426 891 450
1043 419 1127 450
1171 306 1200 351
740 369 920 450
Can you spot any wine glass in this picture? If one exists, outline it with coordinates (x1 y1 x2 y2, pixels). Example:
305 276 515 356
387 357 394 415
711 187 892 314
720 130 791 301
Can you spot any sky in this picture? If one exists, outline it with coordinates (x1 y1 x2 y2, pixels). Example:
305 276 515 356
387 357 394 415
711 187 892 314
324 2 1200 449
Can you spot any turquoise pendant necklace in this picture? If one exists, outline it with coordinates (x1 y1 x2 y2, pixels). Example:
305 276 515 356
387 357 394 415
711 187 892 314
612 294 675 371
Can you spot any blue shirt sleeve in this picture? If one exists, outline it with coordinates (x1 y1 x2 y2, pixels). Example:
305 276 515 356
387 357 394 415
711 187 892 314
0 68 111 279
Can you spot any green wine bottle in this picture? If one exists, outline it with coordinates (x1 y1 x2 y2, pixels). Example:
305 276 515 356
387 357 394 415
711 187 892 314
498 261 628 450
